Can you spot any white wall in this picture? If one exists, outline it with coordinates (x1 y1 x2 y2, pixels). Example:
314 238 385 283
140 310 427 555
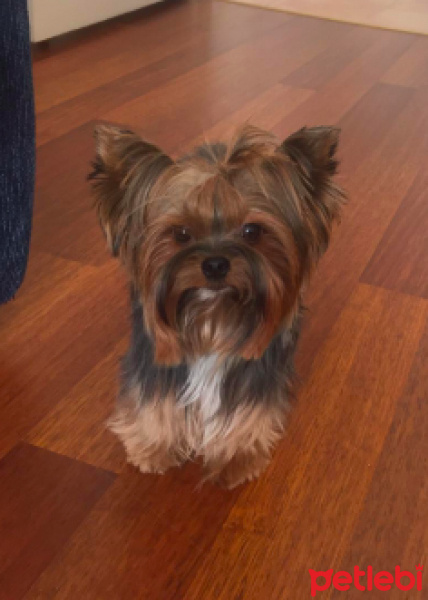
29 0 161 42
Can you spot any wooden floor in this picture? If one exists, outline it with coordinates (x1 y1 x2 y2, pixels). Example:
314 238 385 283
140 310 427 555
1 1 428 598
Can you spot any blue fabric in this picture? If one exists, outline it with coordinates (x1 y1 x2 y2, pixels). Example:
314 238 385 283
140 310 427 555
0 0 35 303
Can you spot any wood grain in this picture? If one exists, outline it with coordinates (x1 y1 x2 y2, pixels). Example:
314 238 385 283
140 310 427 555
382 36 428 88
284 24 381 89
27 339 128 473
102 16 350 151
272 28 414 137
0 257 127 458
0 444 115 600
285 81 420 376
33 0 213 111
0 1 427 597
330 314 428 598
181 285 428 600
361 166 428 299
34 0 289 146
30 121 106 264
23 466 240 600
184 83 313 150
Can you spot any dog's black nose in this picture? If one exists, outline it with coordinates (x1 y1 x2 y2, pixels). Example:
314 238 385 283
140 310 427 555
202 256 230 280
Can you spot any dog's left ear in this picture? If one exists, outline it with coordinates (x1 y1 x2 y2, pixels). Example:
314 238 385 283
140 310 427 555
281 126 340 177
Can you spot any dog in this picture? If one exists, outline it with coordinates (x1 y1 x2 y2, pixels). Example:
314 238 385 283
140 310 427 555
89 122 345 488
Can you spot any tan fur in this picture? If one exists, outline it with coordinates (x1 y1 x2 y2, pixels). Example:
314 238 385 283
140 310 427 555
110 383 287 487
108 388 189 473
202 401 287 487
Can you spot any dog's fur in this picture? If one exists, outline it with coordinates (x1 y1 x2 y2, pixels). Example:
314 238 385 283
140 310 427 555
89 123 345 488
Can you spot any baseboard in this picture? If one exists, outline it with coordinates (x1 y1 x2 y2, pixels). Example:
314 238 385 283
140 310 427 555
29 0 162 42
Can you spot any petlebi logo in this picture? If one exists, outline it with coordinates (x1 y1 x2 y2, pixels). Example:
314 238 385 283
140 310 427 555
309 565 423 597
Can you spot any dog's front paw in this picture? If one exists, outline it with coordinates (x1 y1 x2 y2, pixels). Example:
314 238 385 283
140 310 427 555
206 452 270 489
126 445 185 474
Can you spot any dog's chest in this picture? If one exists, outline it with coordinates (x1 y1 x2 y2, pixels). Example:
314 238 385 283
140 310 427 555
179 355 225 432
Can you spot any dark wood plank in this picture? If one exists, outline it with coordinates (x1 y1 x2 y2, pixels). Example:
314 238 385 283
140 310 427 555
27 340 128 473
180 285 427 600
0 444 115 600
30 121 113 265
361 167 428 299
23 466 239 600
0 258 127 458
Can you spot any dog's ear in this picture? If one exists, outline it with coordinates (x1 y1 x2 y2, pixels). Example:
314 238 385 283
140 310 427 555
281 126 340 177
89 123 173 262
280 126 345 257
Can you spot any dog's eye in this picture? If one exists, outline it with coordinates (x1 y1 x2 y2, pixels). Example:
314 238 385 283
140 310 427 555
174 226 192 244
242 223 262 243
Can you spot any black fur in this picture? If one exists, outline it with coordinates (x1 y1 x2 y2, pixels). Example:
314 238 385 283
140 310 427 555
122 285 301 416
221 308 302 415
121 287 188 401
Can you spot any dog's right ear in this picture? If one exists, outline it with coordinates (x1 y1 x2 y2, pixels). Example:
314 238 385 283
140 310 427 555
89 123 173 261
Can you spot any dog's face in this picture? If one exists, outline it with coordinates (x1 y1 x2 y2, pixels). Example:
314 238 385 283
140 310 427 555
90 124 344 365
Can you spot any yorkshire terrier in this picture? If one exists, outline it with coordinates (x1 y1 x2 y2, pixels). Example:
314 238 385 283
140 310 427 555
90 123 344 488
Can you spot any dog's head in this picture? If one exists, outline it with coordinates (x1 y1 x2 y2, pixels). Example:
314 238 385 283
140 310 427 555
90 123 344 364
